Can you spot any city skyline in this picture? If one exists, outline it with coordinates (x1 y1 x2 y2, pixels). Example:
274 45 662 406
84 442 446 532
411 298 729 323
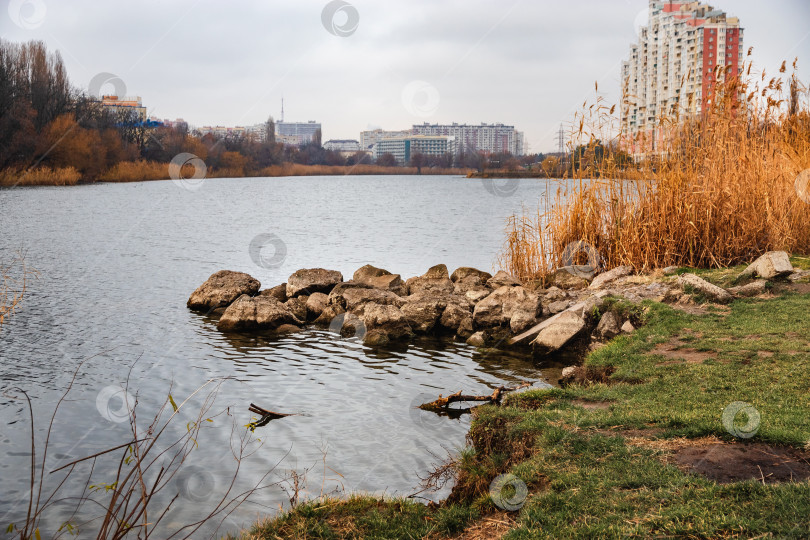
3 0 808 153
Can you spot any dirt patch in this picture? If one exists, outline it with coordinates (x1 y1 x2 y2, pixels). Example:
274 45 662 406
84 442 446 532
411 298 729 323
571 399 612 410
652 339 717 365
756 351 774 358
671 442 810 484
443 514 518 540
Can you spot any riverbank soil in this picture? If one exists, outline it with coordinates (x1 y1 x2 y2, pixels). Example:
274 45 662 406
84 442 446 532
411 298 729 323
238 257 810 539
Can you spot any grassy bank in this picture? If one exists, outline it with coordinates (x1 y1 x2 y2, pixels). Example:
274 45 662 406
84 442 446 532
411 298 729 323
236 259 810 539
0 162 472 187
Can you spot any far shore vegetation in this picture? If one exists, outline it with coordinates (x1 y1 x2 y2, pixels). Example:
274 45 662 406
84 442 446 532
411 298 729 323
0 39 550 188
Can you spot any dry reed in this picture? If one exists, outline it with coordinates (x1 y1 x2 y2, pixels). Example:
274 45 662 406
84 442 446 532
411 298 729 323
0 166 81 187
501 59 810 282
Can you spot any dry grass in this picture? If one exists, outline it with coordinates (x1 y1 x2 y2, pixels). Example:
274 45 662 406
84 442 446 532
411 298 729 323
97 160 170 182
256 163 469 177
0 166 81 186
501 59 810 282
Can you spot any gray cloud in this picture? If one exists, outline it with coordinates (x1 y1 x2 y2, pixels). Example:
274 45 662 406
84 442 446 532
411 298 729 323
2 0 808 152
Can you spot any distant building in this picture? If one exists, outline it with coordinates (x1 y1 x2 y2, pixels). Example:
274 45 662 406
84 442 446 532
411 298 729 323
196 123 267 141
621 1 744 156
411 123 525 156
323 139 360 152
359 129 414 151
100 95 147 122
276 121 321 145
372 135 449 165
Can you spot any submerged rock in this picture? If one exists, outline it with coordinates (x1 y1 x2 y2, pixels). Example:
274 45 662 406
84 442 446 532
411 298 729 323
187 270 260 312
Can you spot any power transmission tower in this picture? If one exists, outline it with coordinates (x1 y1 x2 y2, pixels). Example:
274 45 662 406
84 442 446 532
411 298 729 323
557 124 565 155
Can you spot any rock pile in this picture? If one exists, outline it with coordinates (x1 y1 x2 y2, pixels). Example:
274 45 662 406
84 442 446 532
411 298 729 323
186 251 808 358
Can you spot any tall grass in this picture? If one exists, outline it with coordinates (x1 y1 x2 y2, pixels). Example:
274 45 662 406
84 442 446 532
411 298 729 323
502 59 810 281
0 167 81 187
97 160 171 182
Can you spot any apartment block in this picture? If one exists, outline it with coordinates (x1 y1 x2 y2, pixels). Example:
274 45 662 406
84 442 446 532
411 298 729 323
621 1 744 155
275 120 321 145
371 135 449 164
412 123 525 156
360 129 414 151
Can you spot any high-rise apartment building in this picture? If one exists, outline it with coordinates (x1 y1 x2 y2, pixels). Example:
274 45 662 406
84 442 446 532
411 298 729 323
412 123 525 156
621 1 743 155
275 120 321 145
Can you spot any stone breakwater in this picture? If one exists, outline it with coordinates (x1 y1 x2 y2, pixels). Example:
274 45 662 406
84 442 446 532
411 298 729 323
186 251 809 360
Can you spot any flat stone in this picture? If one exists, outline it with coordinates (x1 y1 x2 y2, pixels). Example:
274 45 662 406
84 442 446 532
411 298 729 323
677 273 733 304
531 310 586 353
547 300 570 314
589 265 633 290
663 266 680 276
728 280 768 297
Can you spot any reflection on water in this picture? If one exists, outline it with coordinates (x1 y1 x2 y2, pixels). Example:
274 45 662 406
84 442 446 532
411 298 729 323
0 175 559 537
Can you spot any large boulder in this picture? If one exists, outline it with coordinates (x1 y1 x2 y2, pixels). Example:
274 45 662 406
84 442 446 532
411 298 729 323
329 286 404 313
741 251 793 279
451 267 492 283
510 292 608 345
401 295 446 333
353 265 406 295
188 270 260 312
405 264 455 295
286 268 343 298
360 303 414 341
217 295 302 332
402 293 471 334
473 286 542 328
486 270 521 288
677 273 733 304
589 265 633 290
439 302 473 333
531 310 586 354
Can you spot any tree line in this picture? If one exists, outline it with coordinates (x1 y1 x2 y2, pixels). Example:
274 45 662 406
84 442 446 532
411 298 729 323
0 39 543 183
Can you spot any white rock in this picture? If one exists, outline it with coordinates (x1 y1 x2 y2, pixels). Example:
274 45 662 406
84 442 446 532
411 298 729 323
621 320 635 333
741 251 793 279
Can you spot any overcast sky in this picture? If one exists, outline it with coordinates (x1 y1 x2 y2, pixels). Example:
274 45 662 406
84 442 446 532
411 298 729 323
3 0 809 153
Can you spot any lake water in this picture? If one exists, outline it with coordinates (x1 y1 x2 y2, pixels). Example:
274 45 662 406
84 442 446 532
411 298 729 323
0 175 561 537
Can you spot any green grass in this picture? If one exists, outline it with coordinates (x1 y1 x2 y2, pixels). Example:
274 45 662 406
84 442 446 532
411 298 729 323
239 289 810 539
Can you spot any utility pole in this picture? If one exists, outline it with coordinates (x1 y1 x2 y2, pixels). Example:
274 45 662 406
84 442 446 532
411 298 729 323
280 97 284 123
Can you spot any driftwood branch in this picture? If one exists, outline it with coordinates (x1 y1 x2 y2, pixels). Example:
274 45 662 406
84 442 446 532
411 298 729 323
418 383 531 412
247 403 294 430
